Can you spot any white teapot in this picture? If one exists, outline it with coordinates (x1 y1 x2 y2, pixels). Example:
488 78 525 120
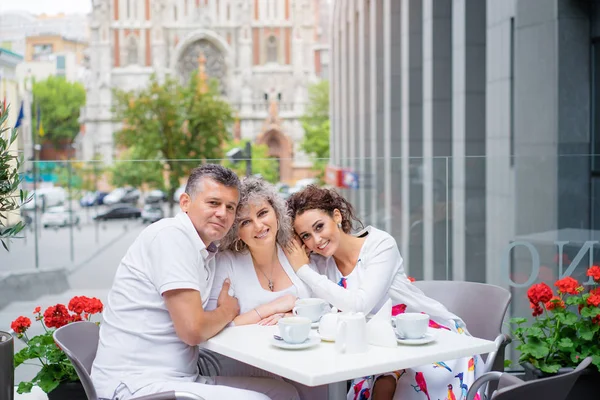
318 306 339 341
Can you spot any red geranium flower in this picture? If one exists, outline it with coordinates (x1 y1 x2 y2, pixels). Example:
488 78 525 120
587 292 600 308
545 296 565 311
527 282 553 305
33 306 41 314
587 265 600 283
530 302 544 317
43 304 71 329
554 277 582 295
11 316 31 334
85 297 104 314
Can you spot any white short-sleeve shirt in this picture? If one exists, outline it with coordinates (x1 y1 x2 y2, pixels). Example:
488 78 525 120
91 212 218 398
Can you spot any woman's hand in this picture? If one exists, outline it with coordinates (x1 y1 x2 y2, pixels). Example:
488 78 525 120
284 236 310 272
273 294 297 314
258 313 285 326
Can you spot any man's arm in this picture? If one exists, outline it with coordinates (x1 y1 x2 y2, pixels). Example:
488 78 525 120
164 279 239 346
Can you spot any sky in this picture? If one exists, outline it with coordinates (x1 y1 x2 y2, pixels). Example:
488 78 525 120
0 0 92 15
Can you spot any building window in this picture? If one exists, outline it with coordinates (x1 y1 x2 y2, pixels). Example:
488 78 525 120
126 36 138 65
266 35 278 63
591 40 600 230
33 44 53 60
56 55 66 70
594 41 600 173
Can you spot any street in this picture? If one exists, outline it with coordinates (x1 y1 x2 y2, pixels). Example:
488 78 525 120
0 211 145 274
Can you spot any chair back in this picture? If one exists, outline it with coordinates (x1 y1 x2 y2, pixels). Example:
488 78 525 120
53 321 100 400
493 357 592 399
412 280 511 342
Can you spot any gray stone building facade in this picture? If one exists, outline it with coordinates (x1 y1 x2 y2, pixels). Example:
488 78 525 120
330 0 600 294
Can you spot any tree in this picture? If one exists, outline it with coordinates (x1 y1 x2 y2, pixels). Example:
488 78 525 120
110 146 165 191
300 81 330 181
0 105 29 250
222 139 279 183
113 73 234 214
31 77 86 148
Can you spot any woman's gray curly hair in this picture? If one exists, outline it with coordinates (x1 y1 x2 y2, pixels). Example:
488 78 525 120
220 176 293 252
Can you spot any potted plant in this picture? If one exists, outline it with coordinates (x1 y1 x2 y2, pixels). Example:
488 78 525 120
11 295 103 399
0 104 29 250
510 265 600 398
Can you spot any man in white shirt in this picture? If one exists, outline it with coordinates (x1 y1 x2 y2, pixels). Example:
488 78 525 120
92 164 298 400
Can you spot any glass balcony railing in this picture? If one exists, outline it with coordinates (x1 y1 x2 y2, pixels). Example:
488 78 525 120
1 154 598 380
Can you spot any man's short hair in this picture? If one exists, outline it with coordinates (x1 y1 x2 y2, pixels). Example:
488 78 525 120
185 164 241 198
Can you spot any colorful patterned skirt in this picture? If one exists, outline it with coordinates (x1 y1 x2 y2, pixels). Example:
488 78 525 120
348 314 482 400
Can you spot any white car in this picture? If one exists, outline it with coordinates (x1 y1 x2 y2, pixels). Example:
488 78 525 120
173 185 185 202
41 206 80 228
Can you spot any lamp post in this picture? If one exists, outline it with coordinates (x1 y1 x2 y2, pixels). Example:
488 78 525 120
226 141 252 177
244 141 252 177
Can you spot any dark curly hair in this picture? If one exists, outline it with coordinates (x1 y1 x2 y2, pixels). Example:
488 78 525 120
286 185 363 234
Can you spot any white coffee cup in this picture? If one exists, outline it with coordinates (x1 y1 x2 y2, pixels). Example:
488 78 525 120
318 307 339 340
335 312 368 354
278 317 311 344
394 313 429 339
293 298 329 323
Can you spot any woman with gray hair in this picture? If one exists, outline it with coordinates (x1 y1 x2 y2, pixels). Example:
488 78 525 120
207 176 312 326
205 176 327 400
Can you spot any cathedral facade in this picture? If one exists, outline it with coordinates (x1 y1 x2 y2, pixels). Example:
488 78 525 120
82 0 328 182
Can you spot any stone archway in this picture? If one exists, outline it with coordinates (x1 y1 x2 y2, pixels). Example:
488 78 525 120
172 30 231 95
256 128 293 182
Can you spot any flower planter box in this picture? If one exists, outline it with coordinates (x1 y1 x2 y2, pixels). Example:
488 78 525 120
47 381 86 400
522 362 600 400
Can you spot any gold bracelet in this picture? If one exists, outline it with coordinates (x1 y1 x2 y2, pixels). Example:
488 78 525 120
254 308 263 319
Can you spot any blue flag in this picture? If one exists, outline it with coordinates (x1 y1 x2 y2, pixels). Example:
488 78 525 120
14 101 24 129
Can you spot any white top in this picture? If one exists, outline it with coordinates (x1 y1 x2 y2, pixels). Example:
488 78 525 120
91 212 218 398
207 245 313 315
200 325 496 386
296 226 461 324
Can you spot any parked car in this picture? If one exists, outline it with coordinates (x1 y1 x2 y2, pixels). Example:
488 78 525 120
145 190 167 204
173 185 186 202
80 191 109 207
22 187 66 211
93 205 142 221
103 187 141 205
41 206 80 228
141 205 164 224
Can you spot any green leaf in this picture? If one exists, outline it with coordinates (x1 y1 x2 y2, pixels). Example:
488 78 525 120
16 381 33 394
520 338 550 359
593 354 600 370
557 337 575 350
581 306 600 318
540 363 562 374
527 326 546 339
578 324 600 341
565 296 581 306
556 312 579 326
504 359 513 368
35 365 62 393
510 317 528 325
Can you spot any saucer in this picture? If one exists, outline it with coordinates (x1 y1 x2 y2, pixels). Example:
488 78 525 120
396 332 437 345
270 336 321 350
